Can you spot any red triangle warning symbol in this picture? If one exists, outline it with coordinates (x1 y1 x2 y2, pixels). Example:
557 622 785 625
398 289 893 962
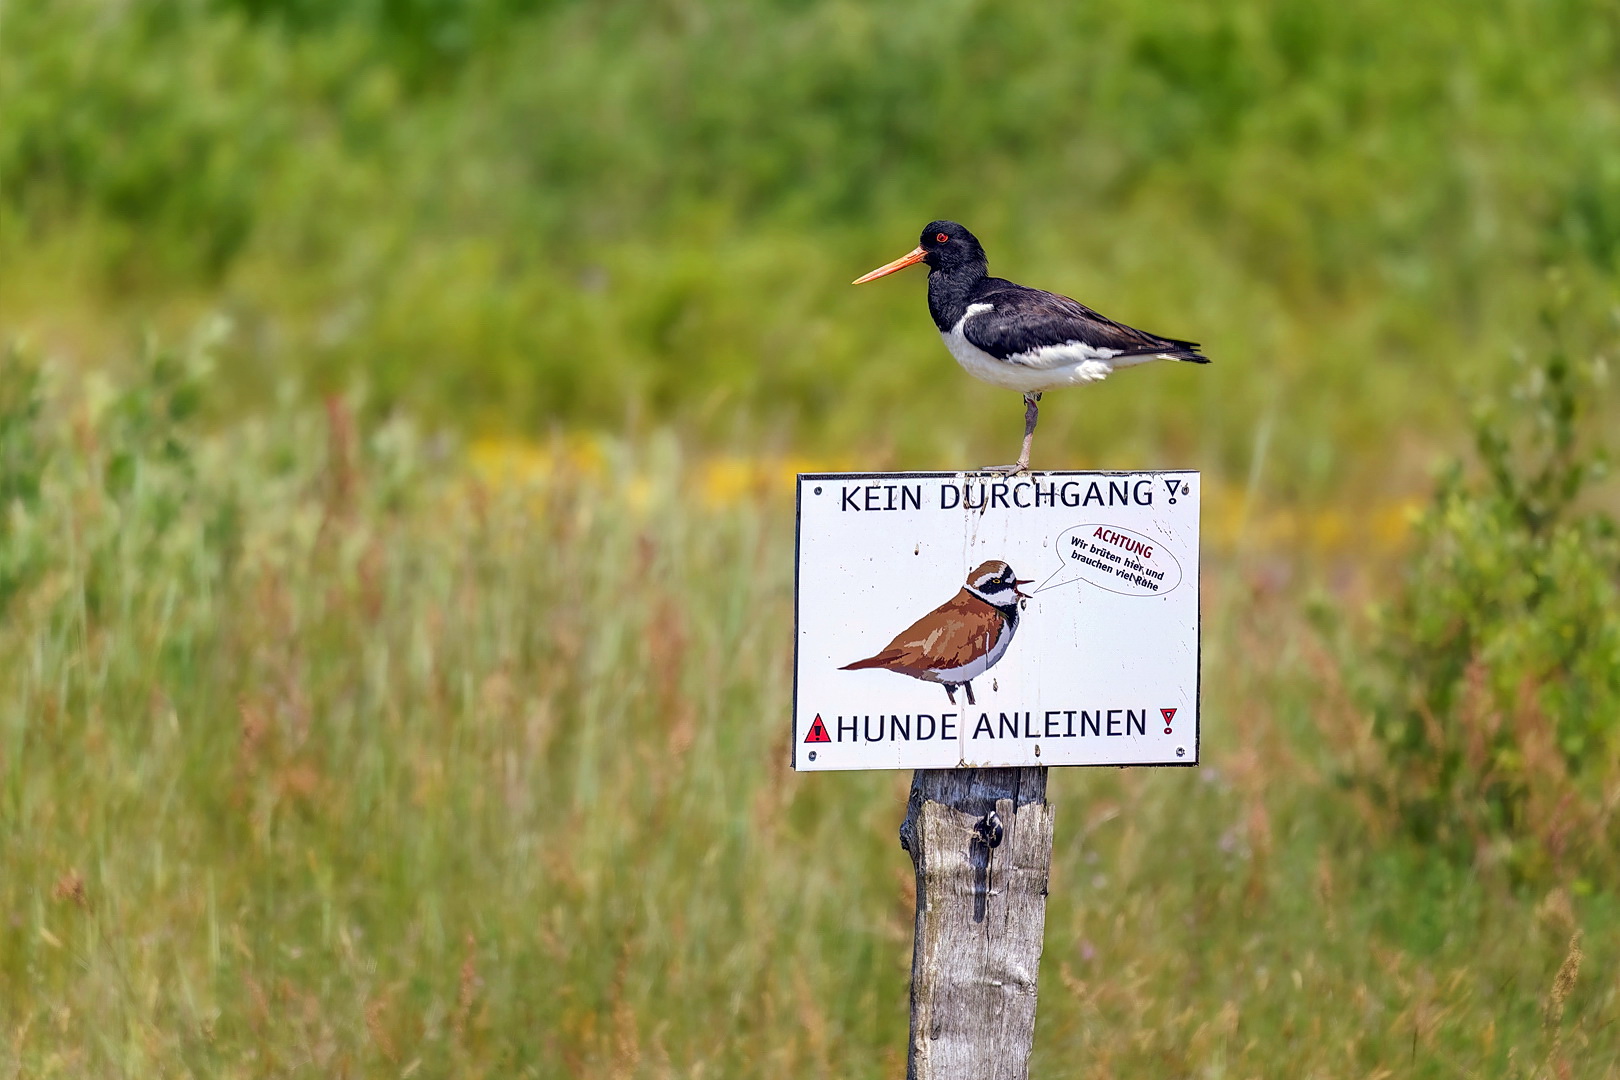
804 715 831 743
1160 708 1177 723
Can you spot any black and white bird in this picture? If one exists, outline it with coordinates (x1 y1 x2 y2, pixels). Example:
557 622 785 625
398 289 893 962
854 220 1210 473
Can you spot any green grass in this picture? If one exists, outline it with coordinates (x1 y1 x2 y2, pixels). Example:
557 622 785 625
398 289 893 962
3 353 1618 1077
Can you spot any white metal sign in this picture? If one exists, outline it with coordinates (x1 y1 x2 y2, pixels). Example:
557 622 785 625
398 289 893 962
793 471 1199 771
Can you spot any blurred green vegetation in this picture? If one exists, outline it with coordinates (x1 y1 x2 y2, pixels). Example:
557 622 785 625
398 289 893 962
5 0 1620 493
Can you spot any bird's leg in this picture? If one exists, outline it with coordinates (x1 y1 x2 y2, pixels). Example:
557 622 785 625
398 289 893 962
1018 392 1041 469
984 392 1041 475
945 684 958 705
964 680 977 706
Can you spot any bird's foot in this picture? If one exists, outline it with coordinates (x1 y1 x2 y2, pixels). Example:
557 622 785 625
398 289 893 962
980 461 1031 476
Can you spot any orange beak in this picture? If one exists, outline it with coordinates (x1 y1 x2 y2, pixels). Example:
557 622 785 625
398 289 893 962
1013 578 1034 599
852 245 927 284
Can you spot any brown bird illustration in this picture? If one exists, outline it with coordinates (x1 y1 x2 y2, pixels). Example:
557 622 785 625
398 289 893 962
841 560 1031 705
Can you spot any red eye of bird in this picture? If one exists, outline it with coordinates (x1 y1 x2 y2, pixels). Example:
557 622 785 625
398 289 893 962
936 232 949 243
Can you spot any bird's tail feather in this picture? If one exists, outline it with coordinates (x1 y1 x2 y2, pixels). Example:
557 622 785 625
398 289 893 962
1159 344 1211 365
1160 338 1210 364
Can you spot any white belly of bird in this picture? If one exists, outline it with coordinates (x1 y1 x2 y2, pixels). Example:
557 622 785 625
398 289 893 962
942 304 1164 394
929 619 1015 684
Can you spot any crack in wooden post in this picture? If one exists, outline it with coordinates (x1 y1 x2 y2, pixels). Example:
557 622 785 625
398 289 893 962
902 767 1054 1080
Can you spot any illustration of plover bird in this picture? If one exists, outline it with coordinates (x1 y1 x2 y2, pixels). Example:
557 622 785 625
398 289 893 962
841 559 1031 706
853 220 1210 473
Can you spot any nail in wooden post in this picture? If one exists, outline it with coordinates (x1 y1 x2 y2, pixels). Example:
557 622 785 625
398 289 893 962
900 767 1053 1080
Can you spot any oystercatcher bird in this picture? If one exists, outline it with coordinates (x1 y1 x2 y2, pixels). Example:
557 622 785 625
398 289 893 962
841 559 1031 706
854 221 1210 473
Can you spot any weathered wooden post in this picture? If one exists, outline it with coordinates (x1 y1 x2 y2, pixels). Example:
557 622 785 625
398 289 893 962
901 768 1053 1079
793 470 1200 1077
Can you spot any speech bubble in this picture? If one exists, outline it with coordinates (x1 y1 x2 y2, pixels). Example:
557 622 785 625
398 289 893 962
1033 523 1184 597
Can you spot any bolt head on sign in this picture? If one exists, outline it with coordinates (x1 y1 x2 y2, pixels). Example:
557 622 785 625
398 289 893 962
793 471 1199 771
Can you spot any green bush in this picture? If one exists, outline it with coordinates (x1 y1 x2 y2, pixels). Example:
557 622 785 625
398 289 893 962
1354 314 1620 880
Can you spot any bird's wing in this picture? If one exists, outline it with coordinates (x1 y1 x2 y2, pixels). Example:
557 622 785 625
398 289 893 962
962 281 1205 369
845 592 1002 672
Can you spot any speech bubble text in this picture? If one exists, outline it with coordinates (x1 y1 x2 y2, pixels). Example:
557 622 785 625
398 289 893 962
1034 523 1184 597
